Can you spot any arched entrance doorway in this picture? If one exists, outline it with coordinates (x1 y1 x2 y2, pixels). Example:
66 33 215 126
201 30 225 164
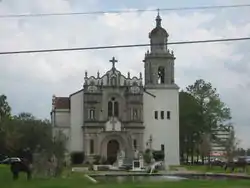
107 139 119 164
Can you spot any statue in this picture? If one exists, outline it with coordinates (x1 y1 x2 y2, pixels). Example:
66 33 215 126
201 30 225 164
134 149 139 159
119 150 125 158
139 152 143 159
127 72 130 78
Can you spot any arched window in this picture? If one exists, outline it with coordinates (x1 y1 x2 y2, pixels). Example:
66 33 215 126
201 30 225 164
133 109 138 120
114 101 119 117
158 66 165 84
88 108 95 120
108 101 112 117
108 100 119 117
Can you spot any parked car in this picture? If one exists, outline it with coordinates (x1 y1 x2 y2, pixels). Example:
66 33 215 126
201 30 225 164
0 157 21 165
245 158 250 164
235 156 250 164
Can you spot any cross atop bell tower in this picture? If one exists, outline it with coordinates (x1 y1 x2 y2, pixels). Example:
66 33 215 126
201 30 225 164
144 14 177 87
156 9 162 27
109 57 118 69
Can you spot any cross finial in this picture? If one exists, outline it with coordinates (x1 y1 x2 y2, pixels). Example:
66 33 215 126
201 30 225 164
109 57 118 68
156 9 162 27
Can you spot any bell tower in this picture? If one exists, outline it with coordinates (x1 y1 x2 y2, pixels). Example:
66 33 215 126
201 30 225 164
143 12 180 166
144 11 177 88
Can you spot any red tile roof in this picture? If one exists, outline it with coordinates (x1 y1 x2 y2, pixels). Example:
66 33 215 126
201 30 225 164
54 97 70 109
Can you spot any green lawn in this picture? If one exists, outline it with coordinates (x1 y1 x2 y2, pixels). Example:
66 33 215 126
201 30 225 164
181 165 250 174
1 165 250 188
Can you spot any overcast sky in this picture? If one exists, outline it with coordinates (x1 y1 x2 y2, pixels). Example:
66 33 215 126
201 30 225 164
0 0 250 148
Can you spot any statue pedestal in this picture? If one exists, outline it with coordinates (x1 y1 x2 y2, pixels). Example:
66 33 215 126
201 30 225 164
117 150 125 168
117 157 124 167
132 156 144 171
164 160 169 171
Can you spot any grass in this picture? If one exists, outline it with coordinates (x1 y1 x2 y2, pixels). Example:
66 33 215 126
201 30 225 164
183 165 227 173
1 165 250 188
181 165 250 174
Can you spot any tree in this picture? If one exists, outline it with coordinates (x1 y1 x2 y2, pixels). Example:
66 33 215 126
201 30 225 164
180 79 232 163
0 94 56 160
236 148 246 156
1 110 53 156
0 118 22 156
14 112 35 121
199 134 211 165
179 91 202 163
0 95 12 154
4 120 23 155
0 94 11 120
13 113 52 152
186 79 231 139
220 127 238 162
49 130 67 176
246 148 250 156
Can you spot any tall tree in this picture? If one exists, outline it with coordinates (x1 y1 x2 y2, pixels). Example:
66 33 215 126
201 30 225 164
0 95 12 154
220 127 238 162
0 94 11 120
236 148 246 156
13 113 52 152
0 95 54 157
186 79 231 137
179 91 202 163
246 148 250 156
3 119 23 155
15 112 35 121
199 133 211 164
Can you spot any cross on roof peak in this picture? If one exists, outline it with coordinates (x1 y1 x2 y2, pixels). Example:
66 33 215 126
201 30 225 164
109 57 118 68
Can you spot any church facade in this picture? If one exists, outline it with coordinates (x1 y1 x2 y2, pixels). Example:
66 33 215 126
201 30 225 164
51 13 180 165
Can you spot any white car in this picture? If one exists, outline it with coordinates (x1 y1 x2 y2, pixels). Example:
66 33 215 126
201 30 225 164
0 157 21 164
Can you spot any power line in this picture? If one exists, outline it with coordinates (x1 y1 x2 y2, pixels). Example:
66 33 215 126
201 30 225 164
0 4 250 18
0 37 249 55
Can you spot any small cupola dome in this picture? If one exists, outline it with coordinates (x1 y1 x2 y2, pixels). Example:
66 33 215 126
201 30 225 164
149 11 169 39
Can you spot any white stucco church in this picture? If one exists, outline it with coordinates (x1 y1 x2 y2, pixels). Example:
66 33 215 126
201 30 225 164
51 13 180 165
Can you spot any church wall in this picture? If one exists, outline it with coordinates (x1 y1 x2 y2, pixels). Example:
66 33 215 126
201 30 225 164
51 109 71 152
100 87 129 122
129 130 144 152
143 88 180 165
82 132 99 159
70 90 84 153
84 93 102 121
54 109 70 128
83 128 102 155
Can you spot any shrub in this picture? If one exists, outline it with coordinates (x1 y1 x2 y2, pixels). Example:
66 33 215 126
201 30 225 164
100 157 108 164
88 163 94 171
107 156 116 164
143 149 152 164
97 165 110 171
152 150 164 161
71 152 84 164
93 155 101 165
